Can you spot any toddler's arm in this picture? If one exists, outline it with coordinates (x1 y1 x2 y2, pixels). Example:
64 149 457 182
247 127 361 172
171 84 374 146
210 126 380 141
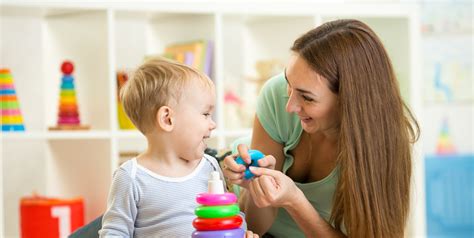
99 168 138 237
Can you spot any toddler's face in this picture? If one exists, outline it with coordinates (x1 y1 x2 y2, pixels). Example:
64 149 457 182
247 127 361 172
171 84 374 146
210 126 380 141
172 79 216 161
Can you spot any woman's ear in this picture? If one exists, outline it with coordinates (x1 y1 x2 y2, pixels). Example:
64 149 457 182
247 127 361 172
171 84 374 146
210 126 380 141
156 106 174 132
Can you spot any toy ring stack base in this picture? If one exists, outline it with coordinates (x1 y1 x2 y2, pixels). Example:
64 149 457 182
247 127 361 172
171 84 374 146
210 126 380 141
192 228 245 238
48 124 90 130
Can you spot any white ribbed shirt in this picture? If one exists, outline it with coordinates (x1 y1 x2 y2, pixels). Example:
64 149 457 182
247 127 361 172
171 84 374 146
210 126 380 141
99 154 225 238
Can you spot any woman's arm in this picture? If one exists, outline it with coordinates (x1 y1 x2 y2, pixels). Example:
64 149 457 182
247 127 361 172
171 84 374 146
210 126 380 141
249 118 344 237
286 191 346 238
249 167 346 238
223 116 286 235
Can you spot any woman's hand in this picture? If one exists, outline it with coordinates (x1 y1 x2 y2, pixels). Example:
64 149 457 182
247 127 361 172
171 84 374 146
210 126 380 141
222 144 276 189
247 167 302 209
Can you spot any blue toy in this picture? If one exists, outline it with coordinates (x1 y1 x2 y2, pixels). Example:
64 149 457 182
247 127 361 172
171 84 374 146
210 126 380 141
235 150 265 179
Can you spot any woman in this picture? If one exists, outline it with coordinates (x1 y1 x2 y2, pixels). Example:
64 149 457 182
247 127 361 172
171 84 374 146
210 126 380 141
223 19 419 238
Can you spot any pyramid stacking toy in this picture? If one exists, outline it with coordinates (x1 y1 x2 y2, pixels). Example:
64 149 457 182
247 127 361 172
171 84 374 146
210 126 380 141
0 68 25 131
49 61 89 130
192 171 244 238
436 118 456 155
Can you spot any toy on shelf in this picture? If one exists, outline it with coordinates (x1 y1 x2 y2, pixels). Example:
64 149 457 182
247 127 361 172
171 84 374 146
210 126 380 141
436 118 456 155
0 68 25 131
117 71 136 130
223 90 245 130
192 171 244 238
235 150 265 180
247 59 284 94
49 61 89 130
160 40 214 78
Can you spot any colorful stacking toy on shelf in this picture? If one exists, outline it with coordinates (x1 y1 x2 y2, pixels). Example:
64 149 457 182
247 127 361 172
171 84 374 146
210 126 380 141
192 171 244 238
0 68 25 131
49 61 89 130
436 118 456 155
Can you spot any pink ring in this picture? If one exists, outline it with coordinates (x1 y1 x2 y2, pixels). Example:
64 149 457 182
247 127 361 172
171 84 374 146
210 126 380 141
196 193 237 206
58 117 80 124
1 109 21 116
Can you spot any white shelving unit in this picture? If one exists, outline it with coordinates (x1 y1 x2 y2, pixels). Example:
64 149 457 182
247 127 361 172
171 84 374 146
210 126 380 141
0 2 424 237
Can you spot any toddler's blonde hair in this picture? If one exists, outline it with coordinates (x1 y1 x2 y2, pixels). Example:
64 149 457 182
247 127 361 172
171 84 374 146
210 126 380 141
121 57 212 134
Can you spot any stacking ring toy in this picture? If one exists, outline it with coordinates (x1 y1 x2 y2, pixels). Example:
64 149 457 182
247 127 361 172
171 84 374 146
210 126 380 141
196 193 237 206
192 228 245 238
195 204 239 218
193 215 243 231
235 150 265 179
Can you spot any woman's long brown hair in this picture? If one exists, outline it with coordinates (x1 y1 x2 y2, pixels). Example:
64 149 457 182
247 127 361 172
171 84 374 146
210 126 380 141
291 19 419 237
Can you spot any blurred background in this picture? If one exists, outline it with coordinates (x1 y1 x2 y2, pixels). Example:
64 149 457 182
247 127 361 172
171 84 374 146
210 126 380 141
0 0 472 237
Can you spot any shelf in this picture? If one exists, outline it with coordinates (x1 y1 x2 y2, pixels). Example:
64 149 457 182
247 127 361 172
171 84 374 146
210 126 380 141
115 130 144 139
1 130 112 140
1 132 45 140
46 130 111 139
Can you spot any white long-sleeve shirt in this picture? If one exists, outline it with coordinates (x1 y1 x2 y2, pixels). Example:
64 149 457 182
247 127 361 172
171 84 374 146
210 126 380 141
99 154 224 238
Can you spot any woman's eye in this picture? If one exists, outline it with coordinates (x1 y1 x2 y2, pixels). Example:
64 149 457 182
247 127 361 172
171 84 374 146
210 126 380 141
203 113 211 117
302 95 314 102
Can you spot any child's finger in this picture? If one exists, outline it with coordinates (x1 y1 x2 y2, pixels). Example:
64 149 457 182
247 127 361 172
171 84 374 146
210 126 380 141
236 144 251 164
228 177 245 185
223 154 246 172
223 169 245 181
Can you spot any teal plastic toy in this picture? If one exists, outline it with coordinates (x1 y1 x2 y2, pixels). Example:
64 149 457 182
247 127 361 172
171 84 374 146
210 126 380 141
235 150 265 179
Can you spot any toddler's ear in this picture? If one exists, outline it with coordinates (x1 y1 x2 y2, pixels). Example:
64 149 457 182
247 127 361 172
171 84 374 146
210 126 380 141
156 106 174 132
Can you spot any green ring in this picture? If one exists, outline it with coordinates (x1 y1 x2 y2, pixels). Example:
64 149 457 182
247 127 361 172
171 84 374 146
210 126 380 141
195 204 240 218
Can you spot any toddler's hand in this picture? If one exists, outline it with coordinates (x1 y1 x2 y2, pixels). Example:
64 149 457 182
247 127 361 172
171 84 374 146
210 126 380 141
222 144 251 189
222 144 276 189
245 230 259 238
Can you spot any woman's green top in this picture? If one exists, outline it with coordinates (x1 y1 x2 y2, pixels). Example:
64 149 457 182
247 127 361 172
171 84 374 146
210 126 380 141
249 73 339 237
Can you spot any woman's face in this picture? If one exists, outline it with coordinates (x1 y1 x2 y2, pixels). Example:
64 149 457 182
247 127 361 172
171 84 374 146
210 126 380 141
285 54 340 135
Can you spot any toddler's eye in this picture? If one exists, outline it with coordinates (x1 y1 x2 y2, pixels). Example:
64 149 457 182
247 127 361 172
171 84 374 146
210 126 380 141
203 113 211 117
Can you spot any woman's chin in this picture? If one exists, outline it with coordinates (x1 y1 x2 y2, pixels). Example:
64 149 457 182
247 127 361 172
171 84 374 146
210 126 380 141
302 123 319 134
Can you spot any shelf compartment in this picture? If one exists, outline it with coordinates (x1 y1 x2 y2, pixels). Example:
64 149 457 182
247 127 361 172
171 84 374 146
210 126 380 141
2 140 47 237
220 14 315 131
43 10 111 131
46 139 111 223
114 11 216 70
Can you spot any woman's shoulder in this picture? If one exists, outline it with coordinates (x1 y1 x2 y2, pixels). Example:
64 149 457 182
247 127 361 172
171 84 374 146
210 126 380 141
260 73 287 96
257 72 302 145
258 72 289 114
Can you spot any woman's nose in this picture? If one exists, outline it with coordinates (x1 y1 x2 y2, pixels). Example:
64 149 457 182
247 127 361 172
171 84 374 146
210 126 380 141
286 94 301 113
